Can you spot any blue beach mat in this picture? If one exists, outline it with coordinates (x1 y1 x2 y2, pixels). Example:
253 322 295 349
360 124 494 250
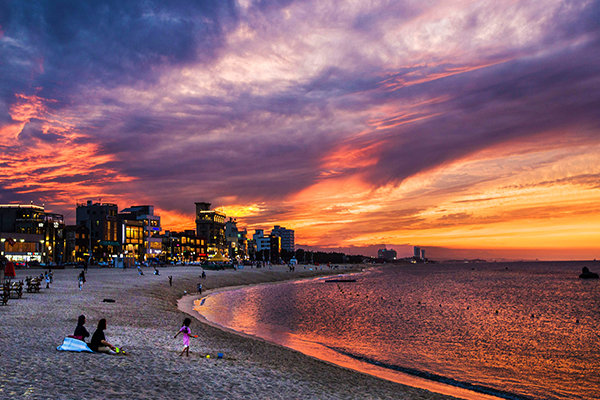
56 337 94 353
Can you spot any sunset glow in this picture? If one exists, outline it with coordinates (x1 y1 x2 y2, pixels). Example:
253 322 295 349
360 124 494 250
1 0 599 259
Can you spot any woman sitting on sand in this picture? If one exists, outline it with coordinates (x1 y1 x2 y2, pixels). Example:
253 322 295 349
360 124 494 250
90 318 118 353
73 314 90 341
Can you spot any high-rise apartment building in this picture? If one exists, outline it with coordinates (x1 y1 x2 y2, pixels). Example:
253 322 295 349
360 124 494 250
414 246 421 259
271 225 294 252
76 201 119 262
195 202 226 256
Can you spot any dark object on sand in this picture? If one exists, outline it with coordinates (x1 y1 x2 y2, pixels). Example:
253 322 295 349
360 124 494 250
103 298 116 303
579 267 599 279
325 279 356 283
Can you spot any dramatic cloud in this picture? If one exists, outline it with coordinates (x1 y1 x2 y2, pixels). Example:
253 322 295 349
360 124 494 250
1 0 599 259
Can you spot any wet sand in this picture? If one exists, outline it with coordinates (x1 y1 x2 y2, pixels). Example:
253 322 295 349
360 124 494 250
0 265 458 399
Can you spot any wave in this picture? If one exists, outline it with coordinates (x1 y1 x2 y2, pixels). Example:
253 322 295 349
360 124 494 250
324 345 534 400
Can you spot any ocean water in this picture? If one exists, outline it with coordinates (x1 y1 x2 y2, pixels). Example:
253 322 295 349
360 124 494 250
195 262 600 400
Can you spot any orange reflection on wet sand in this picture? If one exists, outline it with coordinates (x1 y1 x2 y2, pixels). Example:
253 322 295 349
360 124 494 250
194 293 499 400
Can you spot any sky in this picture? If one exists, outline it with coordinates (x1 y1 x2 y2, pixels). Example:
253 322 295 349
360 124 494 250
1 0 600 260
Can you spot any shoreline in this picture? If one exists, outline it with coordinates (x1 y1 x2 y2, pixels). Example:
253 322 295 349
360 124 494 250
1 264 458 399
180 268 503 400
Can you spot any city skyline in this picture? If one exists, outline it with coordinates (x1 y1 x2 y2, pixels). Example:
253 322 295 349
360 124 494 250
1 1 600 260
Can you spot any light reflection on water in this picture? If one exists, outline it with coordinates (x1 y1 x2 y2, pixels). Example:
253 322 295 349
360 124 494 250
195 262 600 400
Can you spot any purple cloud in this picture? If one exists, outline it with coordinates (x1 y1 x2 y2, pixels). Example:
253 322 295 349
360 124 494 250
0 0 599 236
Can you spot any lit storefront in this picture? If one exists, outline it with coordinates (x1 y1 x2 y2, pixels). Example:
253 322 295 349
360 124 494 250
0 204 65 264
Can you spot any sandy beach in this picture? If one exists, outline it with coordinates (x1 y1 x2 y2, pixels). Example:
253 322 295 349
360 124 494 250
0 265 458 400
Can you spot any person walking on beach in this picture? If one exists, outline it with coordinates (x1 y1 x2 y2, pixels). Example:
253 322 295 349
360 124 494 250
78 270 86 290
174 318 193 357
168 275 172 286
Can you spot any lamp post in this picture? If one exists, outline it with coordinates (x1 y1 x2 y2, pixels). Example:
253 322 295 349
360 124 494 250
88 217 93 265
38 222 47 265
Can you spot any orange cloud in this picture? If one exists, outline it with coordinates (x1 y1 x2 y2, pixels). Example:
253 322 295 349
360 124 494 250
0 92 134 209
156 208 197 232
10 93 57 122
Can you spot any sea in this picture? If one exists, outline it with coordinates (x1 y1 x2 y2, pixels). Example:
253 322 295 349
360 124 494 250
194 262 600 400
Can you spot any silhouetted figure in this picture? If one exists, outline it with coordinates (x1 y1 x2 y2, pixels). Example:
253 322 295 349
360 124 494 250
73 315 90 342
579 267 599 279
168 275 173 286
90 318 122 354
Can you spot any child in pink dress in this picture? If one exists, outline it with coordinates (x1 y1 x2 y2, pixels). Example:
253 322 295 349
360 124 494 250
174 318 192 357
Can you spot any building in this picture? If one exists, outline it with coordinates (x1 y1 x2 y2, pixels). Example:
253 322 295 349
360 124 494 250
414 246 421 259
271 225 295 252
252 229 281 262
65 225 90 263
119 205 161 261
378 248 397 260
195 202 226 256
161 230 208 263
0 203 65 264
269 235 281 263
116 217 144 263
247 238 257 260
76 201 119 262
252 230 270 252
225 218 247 260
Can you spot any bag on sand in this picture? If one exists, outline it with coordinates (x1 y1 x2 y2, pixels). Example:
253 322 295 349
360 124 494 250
56 337 94 353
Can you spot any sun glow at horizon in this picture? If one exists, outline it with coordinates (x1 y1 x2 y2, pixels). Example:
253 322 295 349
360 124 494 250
1 0 598 261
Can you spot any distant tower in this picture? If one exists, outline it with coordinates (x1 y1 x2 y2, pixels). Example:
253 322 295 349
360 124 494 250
414 246 421 259
421 249 426 259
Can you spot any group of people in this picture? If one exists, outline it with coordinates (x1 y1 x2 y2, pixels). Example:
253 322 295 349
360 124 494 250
34 270 54 288
72 315 196 356
73 315 121 353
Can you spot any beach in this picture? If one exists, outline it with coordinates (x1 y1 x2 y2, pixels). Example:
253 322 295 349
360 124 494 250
0 265 458 400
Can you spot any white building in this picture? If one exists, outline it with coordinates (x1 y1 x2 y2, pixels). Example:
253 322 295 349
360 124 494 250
271 225 295 252
252 229 271 252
